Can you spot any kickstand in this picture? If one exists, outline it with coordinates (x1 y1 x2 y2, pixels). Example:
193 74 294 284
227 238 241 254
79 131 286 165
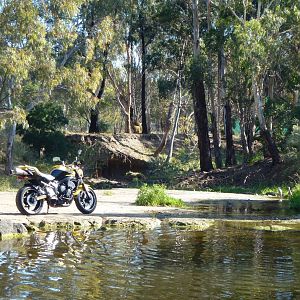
47 203 50 214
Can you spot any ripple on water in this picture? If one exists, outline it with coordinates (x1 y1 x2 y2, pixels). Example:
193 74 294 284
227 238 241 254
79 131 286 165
0 225 300 299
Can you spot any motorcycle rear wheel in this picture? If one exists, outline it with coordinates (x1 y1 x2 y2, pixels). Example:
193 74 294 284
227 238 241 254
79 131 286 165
75 188 97 214
16 186 44 215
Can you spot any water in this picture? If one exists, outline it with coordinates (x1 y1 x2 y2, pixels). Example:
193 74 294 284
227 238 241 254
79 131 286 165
193 199 292 216
1 224 300 299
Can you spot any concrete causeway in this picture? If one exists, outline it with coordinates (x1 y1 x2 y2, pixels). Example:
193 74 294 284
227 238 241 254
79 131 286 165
0 188 293 239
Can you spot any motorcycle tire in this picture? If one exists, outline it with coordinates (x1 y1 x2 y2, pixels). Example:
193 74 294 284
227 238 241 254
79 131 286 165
16 186 44 215
75 188 97 214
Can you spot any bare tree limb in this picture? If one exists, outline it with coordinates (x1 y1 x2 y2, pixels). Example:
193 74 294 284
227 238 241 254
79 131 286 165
107 69 128 115
228 6 243 24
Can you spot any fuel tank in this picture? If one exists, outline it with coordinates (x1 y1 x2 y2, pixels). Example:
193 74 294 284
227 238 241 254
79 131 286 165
50 165 73 180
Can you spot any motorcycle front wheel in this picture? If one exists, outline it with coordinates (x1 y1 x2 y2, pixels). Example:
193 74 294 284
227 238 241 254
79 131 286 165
75 188 97 214
16 186 44 215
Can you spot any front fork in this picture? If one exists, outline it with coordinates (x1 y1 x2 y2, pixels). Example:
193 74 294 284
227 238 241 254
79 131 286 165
73 182 90 197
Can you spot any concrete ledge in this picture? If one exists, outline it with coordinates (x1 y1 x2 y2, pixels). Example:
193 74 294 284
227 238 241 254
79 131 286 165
0 188 295 240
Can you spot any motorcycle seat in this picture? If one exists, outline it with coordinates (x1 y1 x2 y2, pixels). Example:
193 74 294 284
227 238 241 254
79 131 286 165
39 172 55 181
31 167 55 181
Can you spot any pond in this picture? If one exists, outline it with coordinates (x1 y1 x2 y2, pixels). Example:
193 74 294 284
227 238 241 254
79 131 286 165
1 223 300 299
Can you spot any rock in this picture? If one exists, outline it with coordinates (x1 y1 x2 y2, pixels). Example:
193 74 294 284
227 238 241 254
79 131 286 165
168 218 215 230
103 217 161 229
253 225 293 231
0 220 28 240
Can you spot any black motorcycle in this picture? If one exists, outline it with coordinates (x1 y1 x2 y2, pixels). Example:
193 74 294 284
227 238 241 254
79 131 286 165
12 151 97 215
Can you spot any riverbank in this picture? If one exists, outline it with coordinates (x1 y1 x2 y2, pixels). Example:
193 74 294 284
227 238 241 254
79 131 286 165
1 188 299 240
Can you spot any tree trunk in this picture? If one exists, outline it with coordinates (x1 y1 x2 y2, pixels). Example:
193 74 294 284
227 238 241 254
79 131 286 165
193 80 213 171
207 0 222 169
267 74 275 133
89 108 100 133
89 47 109 133
166 77 181 162
89 76 106 133
125 36 133 134
154 101 175 157
5 122 16 174
224 101 236 166
192 0 213 172
125 110 131 134
141 27 148 134
252 78 281 164
239 107 250 162
211 112 223 168
245 103 255 156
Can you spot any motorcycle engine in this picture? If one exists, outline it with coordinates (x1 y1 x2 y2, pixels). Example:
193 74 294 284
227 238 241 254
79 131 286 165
58 178 76 201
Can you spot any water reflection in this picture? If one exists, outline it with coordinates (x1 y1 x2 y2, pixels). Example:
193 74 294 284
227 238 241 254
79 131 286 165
1 224 300 299
193 200 293 219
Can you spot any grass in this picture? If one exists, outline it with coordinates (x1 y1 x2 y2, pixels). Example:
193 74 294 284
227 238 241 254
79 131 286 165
206 185 257 194
135 184 185 207
103 190 114 196
206 184 295 197
289 184 300 210
0 175 22 192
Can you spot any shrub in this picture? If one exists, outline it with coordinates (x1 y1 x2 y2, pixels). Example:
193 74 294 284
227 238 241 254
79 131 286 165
289 185 300 210
135 184 185 207
286 125 300 153
146 157 183 186
0 175 22 191
19 102 70 158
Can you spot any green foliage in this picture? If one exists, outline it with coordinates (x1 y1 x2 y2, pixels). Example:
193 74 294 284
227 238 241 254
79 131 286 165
23 131 70 158
98 120 111 133
207 185 257 194
0 175 22 192
147 138 200 186
248 150 264 165
157 78 176 99
265 97 297 148
13 135 38 164
286 125 300 153
147 157 183 186
20 102 70 158
26 102 68 132
135 184 185 207
289 185 300 211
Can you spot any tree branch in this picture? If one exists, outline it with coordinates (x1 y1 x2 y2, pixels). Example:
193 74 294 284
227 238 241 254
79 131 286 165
107 69 128 115
228 6 243 24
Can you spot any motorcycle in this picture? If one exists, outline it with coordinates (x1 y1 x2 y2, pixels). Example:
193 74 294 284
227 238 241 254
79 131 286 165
12 150 97 215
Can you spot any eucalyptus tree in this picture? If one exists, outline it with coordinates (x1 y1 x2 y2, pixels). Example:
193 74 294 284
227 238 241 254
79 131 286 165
206 0 223 168
150 0 191 156
135 0 159 133
0 0 55 173
45 0 120 133
191 0 213 171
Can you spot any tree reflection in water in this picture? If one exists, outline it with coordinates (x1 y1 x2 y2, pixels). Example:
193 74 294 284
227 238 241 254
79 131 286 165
0 224 300 299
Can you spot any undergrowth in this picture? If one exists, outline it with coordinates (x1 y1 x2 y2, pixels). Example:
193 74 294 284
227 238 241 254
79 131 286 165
289 184 300 210
0 176 22 192
135 184 185 207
